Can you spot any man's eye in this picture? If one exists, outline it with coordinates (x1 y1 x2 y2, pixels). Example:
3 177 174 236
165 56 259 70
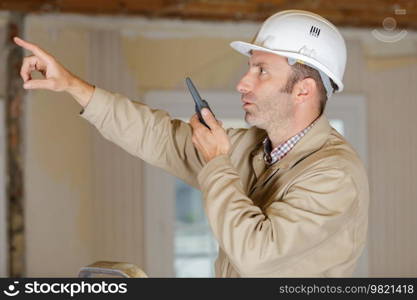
260 67 266 74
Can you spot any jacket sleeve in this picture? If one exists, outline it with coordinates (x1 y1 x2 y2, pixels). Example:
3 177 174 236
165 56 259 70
197 154 360 276
80 87 206 188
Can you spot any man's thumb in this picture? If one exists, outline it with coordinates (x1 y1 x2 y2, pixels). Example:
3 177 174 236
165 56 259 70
23 79 55 90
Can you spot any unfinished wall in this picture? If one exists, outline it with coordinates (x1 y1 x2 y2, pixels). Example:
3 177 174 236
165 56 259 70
0 12 9 277
22 13 417 277
24 22 95 276
364 44 417 277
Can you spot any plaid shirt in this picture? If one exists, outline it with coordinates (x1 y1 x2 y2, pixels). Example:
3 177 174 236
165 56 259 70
263 121 316 165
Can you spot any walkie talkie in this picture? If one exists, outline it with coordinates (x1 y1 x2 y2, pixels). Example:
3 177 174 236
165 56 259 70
185 77 215 129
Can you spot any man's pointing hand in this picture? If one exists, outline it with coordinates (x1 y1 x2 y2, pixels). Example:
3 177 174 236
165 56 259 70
14 37 94 107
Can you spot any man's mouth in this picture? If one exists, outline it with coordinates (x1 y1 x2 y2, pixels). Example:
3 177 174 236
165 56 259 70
241 94 255 107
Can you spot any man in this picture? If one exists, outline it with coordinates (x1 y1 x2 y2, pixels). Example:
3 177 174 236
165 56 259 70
15 10 369 277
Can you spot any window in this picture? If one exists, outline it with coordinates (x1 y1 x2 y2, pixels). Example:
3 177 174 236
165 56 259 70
174 178 217 277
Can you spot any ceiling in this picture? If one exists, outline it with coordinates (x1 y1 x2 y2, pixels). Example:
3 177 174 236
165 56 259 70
1 0 417 29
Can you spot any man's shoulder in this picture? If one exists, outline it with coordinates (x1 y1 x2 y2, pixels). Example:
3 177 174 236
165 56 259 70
300 128 367 180
325 129 364 167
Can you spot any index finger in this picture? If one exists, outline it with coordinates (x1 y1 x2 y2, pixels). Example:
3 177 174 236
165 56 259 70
201 108 218 128
14 37 52 62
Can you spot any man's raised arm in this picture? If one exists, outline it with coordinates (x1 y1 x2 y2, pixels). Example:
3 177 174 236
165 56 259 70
14 36 209 188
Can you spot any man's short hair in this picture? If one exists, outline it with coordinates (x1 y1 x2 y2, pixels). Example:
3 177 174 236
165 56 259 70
282 63 338 115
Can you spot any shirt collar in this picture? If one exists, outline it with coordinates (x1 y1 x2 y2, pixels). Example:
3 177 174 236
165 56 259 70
263 119 317 165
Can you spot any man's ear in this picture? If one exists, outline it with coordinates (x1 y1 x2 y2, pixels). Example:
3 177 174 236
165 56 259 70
292 77 316 104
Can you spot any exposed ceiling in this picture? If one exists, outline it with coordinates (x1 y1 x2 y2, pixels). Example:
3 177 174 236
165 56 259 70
1 0 417 30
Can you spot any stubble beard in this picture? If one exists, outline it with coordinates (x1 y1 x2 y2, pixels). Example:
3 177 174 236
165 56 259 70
244 93 294 132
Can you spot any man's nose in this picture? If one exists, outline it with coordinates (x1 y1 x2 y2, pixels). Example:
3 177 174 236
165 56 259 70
236 72 252 94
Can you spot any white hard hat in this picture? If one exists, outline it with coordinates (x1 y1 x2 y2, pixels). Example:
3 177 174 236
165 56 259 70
231 10 347 95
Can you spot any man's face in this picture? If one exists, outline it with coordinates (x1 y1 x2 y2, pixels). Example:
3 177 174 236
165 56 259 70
236 51 295 130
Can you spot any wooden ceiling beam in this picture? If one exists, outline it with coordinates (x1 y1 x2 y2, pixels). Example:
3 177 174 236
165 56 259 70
0 0 417 29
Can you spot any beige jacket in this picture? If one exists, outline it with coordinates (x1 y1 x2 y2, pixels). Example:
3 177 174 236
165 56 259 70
81 87 369 278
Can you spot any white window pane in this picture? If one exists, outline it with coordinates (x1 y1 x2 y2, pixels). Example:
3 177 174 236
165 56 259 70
174 179 218 277
175 257 215 278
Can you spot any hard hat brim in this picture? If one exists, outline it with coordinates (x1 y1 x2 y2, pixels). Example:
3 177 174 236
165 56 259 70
230 41 344 92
